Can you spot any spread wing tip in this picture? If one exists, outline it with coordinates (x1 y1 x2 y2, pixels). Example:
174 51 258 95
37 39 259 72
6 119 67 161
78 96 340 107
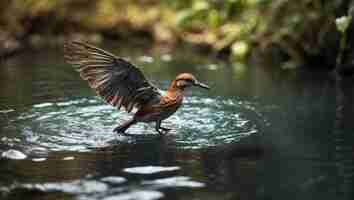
63 41 161 113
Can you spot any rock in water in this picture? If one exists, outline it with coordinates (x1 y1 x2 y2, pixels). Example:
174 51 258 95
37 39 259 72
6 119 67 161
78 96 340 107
123 166 180 174
1 149 27 160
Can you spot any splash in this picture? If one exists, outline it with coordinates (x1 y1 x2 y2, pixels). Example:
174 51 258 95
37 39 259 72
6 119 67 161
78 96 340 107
1 95 260 153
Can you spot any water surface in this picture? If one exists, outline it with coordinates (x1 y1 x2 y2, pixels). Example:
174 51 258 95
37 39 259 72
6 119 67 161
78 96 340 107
0 43 353 200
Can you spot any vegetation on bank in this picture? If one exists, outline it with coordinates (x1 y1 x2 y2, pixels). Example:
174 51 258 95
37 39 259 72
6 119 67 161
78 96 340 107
1 0 353 72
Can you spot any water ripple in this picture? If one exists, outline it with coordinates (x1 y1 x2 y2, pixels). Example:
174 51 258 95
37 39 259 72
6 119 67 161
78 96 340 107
2 96 261 152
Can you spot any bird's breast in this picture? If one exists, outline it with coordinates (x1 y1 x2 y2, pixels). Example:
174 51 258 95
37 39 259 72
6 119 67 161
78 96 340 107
134 92 183 122
156 93 183 116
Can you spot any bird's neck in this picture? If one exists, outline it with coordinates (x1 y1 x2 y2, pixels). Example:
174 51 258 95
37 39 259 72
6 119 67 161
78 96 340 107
163 80 184 103
167 79 183 93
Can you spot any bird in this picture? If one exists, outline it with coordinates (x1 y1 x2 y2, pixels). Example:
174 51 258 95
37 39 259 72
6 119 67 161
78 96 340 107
64 41 210 135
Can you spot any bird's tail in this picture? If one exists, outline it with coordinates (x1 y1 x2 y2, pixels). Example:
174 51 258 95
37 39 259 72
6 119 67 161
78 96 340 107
113 118 136 133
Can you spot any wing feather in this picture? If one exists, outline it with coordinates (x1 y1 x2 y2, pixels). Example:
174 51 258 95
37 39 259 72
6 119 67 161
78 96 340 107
64 41 161 112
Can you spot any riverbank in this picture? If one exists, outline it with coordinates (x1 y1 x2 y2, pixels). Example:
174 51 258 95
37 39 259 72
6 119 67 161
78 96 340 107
1 0 354 74
0 0 260 60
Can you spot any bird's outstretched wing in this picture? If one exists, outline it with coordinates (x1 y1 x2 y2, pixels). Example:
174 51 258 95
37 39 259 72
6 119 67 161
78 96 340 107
64 41 160 112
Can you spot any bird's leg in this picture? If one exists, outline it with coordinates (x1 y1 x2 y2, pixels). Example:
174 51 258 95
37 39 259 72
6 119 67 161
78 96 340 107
114 118 136 134
155 120 171 135
155 120 164 135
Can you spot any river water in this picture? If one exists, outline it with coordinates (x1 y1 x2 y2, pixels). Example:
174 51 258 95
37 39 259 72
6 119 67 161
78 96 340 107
0 43 353 200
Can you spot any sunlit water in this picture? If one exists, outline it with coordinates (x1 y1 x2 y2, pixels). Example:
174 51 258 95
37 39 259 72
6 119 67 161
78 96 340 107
0 43 353 200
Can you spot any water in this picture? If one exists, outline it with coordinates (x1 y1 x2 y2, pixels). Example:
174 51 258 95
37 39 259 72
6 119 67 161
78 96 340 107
0 43 353 200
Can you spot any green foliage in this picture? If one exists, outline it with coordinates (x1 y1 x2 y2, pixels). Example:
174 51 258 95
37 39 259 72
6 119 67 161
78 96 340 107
253 0 344 67
0 0 261 58
173 0 252 30
177 0 246 27
0 0 350 68
170 0 262 60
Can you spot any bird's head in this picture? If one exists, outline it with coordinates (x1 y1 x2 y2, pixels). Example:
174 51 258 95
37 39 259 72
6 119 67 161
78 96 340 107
173 73 210 90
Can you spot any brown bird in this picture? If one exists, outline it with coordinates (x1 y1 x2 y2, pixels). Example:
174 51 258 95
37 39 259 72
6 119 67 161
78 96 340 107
64 41 210 135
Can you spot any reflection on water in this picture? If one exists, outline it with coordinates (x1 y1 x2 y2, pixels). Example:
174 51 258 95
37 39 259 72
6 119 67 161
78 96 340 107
1 175 204 200
123 166 180 174
0 44 353 200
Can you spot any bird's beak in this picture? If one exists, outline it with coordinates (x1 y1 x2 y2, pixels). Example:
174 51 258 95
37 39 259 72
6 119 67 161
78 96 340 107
194 81 210 89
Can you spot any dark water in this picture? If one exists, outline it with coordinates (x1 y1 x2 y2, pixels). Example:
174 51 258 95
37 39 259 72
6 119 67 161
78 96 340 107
0 43 353 200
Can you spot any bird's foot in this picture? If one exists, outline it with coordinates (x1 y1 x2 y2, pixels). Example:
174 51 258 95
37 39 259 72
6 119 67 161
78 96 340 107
156 127 172 136
160 127 172 132
113 126 128 135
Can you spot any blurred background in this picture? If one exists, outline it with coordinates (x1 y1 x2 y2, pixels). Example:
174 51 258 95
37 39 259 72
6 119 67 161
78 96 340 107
1 0 354 72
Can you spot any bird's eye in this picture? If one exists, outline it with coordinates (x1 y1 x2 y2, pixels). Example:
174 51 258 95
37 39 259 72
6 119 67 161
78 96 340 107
177 80 190 87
